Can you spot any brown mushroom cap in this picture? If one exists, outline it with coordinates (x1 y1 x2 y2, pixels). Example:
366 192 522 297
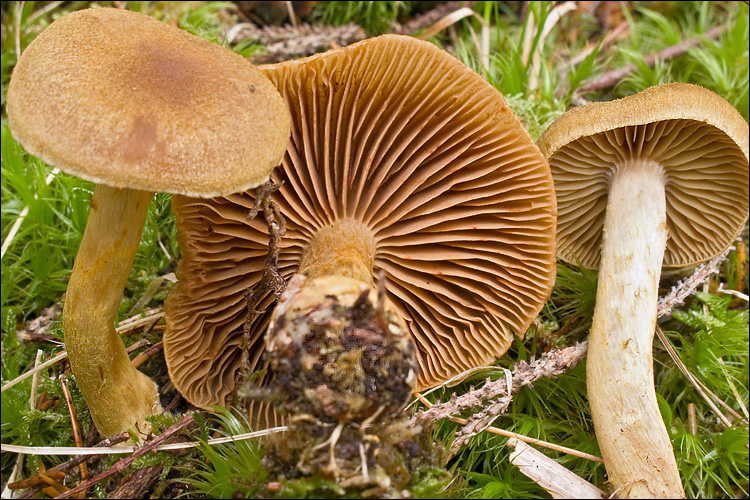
164 34 557 411
538 83 749 269
7 7 290 197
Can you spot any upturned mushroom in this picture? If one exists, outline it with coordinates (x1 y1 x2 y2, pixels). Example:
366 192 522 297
6 7 290 438
164 34 557 429
537 83 749 498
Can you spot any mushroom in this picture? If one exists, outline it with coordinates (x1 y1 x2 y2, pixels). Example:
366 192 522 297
164 34 557 428
537 83 749 498
6 7 290 438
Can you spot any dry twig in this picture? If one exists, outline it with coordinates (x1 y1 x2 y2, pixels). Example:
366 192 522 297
413 392 602 463
1 426 288 457
130 341 164 369
394 1 465 35
657 246 732 318
569 21 629 67
58 373 88 499
228 22 366 64
576 25 726 94
108 464 164 499
241 180 287 381
450 343 588 451
415 343 587 424
54 414 195 499
412 343 592 456
15 434 131 500
2 308 165 393
15 303 63 344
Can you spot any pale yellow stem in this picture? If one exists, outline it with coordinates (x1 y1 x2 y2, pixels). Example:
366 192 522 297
63 185 161 439
587 159 684 498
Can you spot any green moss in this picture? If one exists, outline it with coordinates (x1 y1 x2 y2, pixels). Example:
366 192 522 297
1 2 747 498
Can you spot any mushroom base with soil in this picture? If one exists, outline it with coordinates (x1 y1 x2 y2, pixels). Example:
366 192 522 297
250 273 425 491
261 412 445 497
63 185 162 439
265 274 418 423
587 159 683 498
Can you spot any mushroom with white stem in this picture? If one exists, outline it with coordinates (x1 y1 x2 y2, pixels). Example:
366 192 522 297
163 34 558 434
537 82 749 499
6 7 290 439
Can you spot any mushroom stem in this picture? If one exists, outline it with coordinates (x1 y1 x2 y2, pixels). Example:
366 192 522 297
587 159 684 498
63 185 162 439
298 219 375 283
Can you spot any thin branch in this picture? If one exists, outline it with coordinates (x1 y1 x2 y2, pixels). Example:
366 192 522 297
16 434 131 500
412 343 593 457
55 414 196 499
413 392 603 463
657 246 732 318
415 342 588 424
58 372 88 499
451 342 588 451
1 426 288 456
130 341 164 369
395 1 465 35
412 241 741 456
569 21 629 67
576 25 726 94
229 23 366 64
241 180 287 380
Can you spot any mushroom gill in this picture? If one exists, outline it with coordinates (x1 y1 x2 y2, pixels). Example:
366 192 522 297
553 118 749 269
164 35 557 423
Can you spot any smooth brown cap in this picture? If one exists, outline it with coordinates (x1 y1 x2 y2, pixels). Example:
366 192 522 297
164 34 557 412
7 8 290 197
538 83 749 269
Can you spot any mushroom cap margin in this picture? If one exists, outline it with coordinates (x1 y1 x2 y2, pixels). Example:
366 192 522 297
7 7 291 197
537 83 749 269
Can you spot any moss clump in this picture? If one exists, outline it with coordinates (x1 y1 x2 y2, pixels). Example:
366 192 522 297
263 415 450 498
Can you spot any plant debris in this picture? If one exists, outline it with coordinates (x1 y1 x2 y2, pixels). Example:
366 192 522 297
15 302 63 344
230 22 367 64
239 180 288 384
413 342 589 454
241 273 446 496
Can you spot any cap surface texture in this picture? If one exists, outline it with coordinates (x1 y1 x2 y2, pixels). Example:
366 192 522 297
7 7 290 197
